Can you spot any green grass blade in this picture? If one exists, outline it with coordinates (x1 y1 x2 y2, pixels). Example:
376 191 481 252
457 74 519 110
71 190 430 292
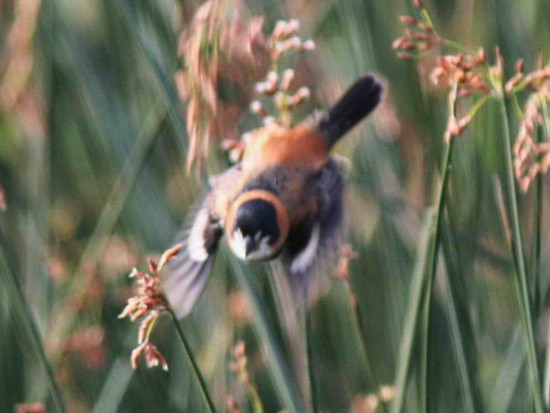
0 244 66 412
392 115 455 412
390 209 437 413
346 282 387 412
440 217 479 413
268 262 310 408
48 109 168 360
112 0 188 153
91 358 134 413
228 254 305 413
488 327 525 413
498 94 545 413
170 312 218 413
305 308 319 413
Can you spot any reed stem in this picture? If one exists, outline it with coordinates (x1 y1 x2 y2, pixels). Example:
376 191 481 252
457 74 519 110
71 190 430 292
498 93 545 413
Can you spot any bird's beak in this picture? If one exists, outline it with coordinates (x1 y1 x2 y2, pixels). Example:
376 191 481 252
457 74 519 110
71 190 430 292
244 236 255 258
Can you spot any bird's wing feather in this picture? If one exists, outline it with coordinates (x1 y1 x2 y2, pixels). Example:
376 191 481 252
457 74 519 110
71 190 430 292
163 164 243 318
284 158 346 302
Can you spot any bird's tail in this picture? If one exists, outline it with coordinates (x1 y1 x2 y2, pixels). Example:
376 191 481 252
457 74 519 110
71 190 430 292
317 75 383 145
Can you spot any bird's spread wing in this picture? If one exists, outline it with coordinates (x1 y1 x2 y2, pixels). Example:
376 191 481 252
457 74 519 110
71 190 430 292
163 164 243 318
284 158 347 302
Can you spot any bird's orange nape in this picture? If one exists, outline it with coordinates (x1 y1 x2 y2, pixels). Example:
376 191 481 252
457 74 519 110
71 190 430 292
241 123 329 172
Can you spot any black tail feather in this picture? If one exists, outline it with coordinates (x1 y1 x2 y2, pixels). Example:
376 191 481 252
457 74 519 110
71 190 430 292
318 75 383 145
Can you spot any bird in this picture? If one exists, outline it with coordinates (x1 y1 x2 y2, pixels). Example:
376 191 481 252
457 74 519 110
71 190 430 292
163 75 383 317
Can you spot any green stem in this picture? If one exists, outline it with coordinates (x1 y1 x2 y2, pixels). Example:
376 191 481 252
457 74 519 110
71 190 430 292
418 140 453 413
168 311 218 413
389 210 438 413
511 93 525 119
419 82 459 413
248 384 265 413
420 9 434 30
348 284 388 413
470 95 491 119
305 310 318 413
229 255 305 413
419 267 434 413
391 81 457 413
440 216 478 413
441 39 477 55
498 93 545 413
267 262 310 411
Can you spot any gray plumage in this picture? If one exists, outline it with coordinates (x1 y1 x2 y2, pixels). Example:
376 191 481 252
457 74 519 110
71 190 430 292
163 159 347 318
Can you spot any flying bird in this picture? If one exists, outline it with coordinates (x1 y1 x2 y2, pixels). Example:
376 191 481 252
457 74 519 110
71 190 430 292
164 75 383 317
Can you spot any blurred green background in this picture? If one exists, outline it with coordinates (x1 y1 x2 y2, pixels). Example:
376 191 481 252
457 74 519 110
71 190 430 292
1 0 550 412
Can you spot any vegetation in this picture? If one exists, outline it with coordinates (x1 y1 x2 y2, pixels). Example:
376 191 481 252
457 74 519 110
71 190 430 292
2 0 550 412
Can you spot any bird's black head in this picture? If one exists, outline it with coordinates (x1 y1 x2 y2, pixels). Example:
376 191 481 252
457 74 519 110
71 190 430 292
227 194 289 261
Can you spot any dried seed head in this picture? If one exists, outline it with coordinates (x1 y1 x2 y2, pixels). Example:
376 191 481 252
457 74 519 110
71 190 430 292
281 69 295 91
228 289 250 322
120 245 181 370
272 20 288 39
400 41 417 51
272 19 300 41
229 147 245 163
476 48 487 64
398 52 414 60
407 29 430 41
287 19 300 31
491 46 504 82
263 116 277 126
399 15 417 25
513 89 550 192
255 81 266 94
230 340 253 384
131 343 146 369
365 395 380 411
515 59 524 74
332 244 358 280
266 71 278 84
250 100 266 115
15 404 45 413
288 87 310 106
379 385 396 402
226 396 242 413
300 39 316 51
157 243 183 272
257 71 279 95
233 341 246 359
145 343 169 371
505 73 523 95
138 311 159 344
147 258 158 275
392 37 408 50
